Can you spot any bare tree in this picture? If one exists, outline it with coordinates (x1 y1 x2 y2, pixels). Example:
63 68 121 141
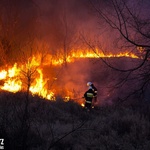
89 0 150 102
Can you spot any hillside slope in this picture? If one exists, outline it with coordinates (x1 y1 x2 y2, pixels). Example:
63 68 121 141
0 92 150 150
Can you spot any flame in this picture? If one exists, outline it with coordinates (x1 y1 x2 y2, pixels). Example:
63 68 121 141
46 50 139 66
0 49 139 102
0 70 7 80
71 50 138 59
8 63 20 77
0 59 55 100
81 103 85 107
1 78 22 92
29 69 55 100
0 63 22 93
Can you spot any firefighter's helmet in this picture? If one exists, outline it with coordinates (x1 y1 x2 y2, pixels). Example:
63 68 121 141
87 82 92 86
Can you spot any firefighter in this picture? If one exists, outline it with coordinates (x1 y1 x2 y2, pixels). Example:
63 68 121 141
87 82 98 105
83 85 94 111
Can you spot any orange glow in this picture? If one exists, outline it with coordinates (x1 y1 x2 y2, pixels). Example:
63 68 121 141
64 96 70 102
0 49 139 103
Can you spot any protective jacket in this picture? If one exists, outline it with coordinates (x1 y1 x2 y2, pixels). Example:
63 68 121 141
84 88 94 110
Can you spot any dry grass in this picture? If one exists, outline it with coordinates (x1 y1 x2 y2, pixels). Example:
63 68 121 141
0 92 150 150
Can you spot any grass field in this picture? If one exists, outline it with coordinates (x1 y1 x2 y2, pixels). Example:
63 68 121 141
0 91 150 150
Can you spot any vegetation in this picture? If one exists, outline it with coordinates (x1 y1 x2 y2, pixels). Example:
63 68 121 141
0 0 150 149
0 92 150 150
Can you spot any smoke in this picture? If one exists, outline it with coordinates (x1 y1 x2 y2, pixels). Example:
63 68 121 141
0 0 110 59
35 0 100 50
0 0 148 105
47 60 92 99
0 0 101 102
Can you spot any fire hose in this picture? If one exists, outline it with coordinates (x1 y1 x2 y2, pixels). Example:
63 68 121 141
70 97 85 107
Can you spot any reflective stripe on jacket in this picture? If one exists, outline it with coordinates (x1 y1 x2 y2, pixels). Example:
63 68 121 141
87 92 94 98
86 101 92 104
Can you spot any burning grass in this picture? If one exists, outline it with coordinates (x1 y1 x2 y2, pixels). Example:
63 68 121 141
0 50 140 103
